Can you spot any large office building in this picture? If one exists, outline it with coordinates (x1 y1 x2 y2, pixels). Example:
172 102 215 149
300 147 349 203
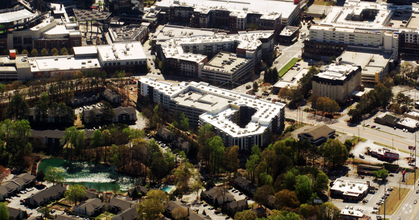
303 0 401 63
155 0 299 35
312 63 361 104
157 30 274 79
138 77 285 151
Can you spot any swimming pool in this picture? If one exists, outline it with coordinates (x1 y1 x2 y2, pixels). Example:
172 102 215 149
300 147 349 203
161 185 175 193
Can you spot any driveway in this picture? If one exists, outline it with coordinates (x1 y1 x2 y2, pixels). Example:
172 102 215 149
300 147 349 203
7 187 45 218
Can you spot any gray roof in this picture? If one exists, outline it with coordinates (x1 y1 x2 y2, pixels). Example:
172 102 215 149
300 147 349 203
109 196 137 211
298 125 335 141
203 187 234 203
235 176 252 188
228 199 247 209
0 186 8 195
7 207 26 219
114 106 136 116
30 184 66 204
102 88 120 100
3 181 19 191
111 207 138 220
0 8 34 24
76 198 103 213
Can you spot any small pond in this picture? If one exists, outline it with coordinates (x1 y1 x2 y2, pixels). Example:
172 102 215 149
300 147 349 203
38 158 139 192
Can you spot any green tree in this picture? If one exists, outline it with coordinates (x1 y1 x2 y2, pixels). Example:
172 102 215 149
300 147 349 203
30 49 38 57
137 190 169 220
7 93 29 120
198 124 215 163
254 185 275 207
173 162 193 193
319 202 340 220
372 169 389 181
253 81 258 91
224 145 239 175
274 189 300 210
234 210 257 220
295 175 313 204
172 207 188 220
21 49 29 55
34 92 49 124
246 154 260 183
61 126 87 160
101 101 115 123
321 139 348 168
44 167 65 184
60 47 68 55
314 171 329 193
87 110 98 124
51 48 59 56
0 202 8 220
90 129 102 148
65 184 86 205
38 207 51 218
41 48 49 56
36 170 46 182
206 136 225 174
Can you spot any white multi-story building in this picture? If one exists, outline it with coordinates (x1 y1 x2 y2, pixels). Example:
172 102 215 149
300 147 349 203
157 30 274 78
138 77 285 151
312 64 361 103
201 52 253 84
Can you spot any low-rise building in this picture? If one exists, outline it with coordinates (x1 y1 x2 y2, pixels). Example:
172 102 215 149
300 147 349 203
340 209 365 220
202 187 234 205
101 89 121 104
74 198 104 216
330 179 369 201
83 106 136 124
201 52 253 84
7 207 27 220
312 64 361 104
279 26 300 44
374 113 419 132
0 52 31 82
226 199 248 213
297 125 335 145
25 184 66 206
234 176 254 194
107 24 149 44
69 93 99 106
109 196 138 214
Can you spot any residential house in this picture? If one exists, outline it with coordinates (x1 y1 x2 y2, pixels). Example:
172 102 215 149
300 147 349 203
166 201 210 220
8 207 27 220
226 199 247 214
83 106 137 124
201 187 234 206
86 190 99 199
128 186 148 197
297 125 336 145
0 182 19 199
12 173 36 190
30 129 94 151
234 176 254 194
69 93 100 106
25 184 66 206
111 207 138 220
157 127 174 142
101 89 121 104
74 198 104 216
109 196 138 214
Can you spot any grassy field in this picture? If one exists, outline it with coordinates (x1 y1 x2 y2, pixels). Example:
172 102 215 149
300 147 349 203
278 58 301 78
95 212 115 220
406 169 419 185
378 187 409 215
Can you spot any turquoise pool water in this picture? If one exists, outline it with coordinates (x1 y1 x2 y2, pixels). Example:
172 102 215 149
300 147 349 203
161 185 174 193
38 158 139 192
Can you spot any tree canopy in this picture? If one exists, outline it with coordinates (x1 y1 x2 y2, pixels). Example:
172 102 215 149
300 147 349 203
138 190 169 220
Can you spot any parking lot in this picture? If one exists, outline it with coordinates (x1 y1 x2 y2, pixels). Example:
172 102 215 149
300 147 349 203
74 102 103 115
6 186 48 218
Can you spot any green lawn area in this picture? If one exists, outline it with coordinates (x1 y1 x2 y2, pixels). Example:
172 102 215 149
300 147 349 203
278 58 301 78
95 212 115 220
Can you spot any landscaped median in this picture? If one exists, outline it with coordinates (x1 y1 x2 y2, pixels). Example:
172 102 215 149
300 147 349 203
278 58 301 77
378 187 409 215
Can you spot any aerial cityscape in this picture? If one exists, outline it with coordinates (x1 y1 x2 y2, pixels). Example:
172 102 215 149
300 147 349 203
1 0 419 219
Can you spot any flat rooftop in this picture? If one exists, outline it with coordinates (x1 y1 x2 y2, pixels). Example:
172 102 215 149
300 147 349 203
28 56 100 72
153 25 217 42
109 25 148 42
203 52 251 75
280 26 299 36
316 64 358 81
331 179 369 195
398 117 419 129
73 9 111 21
156 0 296 20
97 42 147 62
0 8 35 24
339 50 392 76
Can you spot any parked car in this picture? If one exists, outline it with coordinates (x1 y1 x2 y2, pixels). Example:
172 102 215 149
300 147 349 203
359 154 365 159
371 125 376 128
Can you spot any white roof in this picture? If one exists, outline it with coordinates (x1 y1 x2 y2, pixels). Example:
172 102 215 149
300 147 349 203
156 0 296 20
0 9 35 24
28 56 100 72
97 42 147 62
73 46 98 55
331 179 368 196
139 77 285 138
316 64 358 81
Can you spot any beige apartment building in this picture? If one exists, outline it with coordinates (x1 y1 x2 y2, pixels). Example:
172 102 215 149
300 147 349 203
312 64 361 104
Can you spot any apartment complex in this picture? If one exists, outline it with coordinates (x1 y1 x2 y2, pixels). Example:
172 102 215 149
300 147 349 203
303 1 400 63
138 77 285 151
155 0 299 34
201 52 253 84
157 30 274 79
312 63 361 104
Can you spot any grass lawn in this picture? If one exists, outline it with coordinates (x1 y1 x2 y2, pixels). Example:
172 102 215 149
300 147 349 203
95 212 115 220
406 169 419 185
378 187 409 215
278 58 301 78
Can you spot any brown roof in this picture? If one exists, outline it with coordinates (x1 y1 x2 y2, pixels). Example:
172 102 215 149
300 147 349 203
298 125 335 141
